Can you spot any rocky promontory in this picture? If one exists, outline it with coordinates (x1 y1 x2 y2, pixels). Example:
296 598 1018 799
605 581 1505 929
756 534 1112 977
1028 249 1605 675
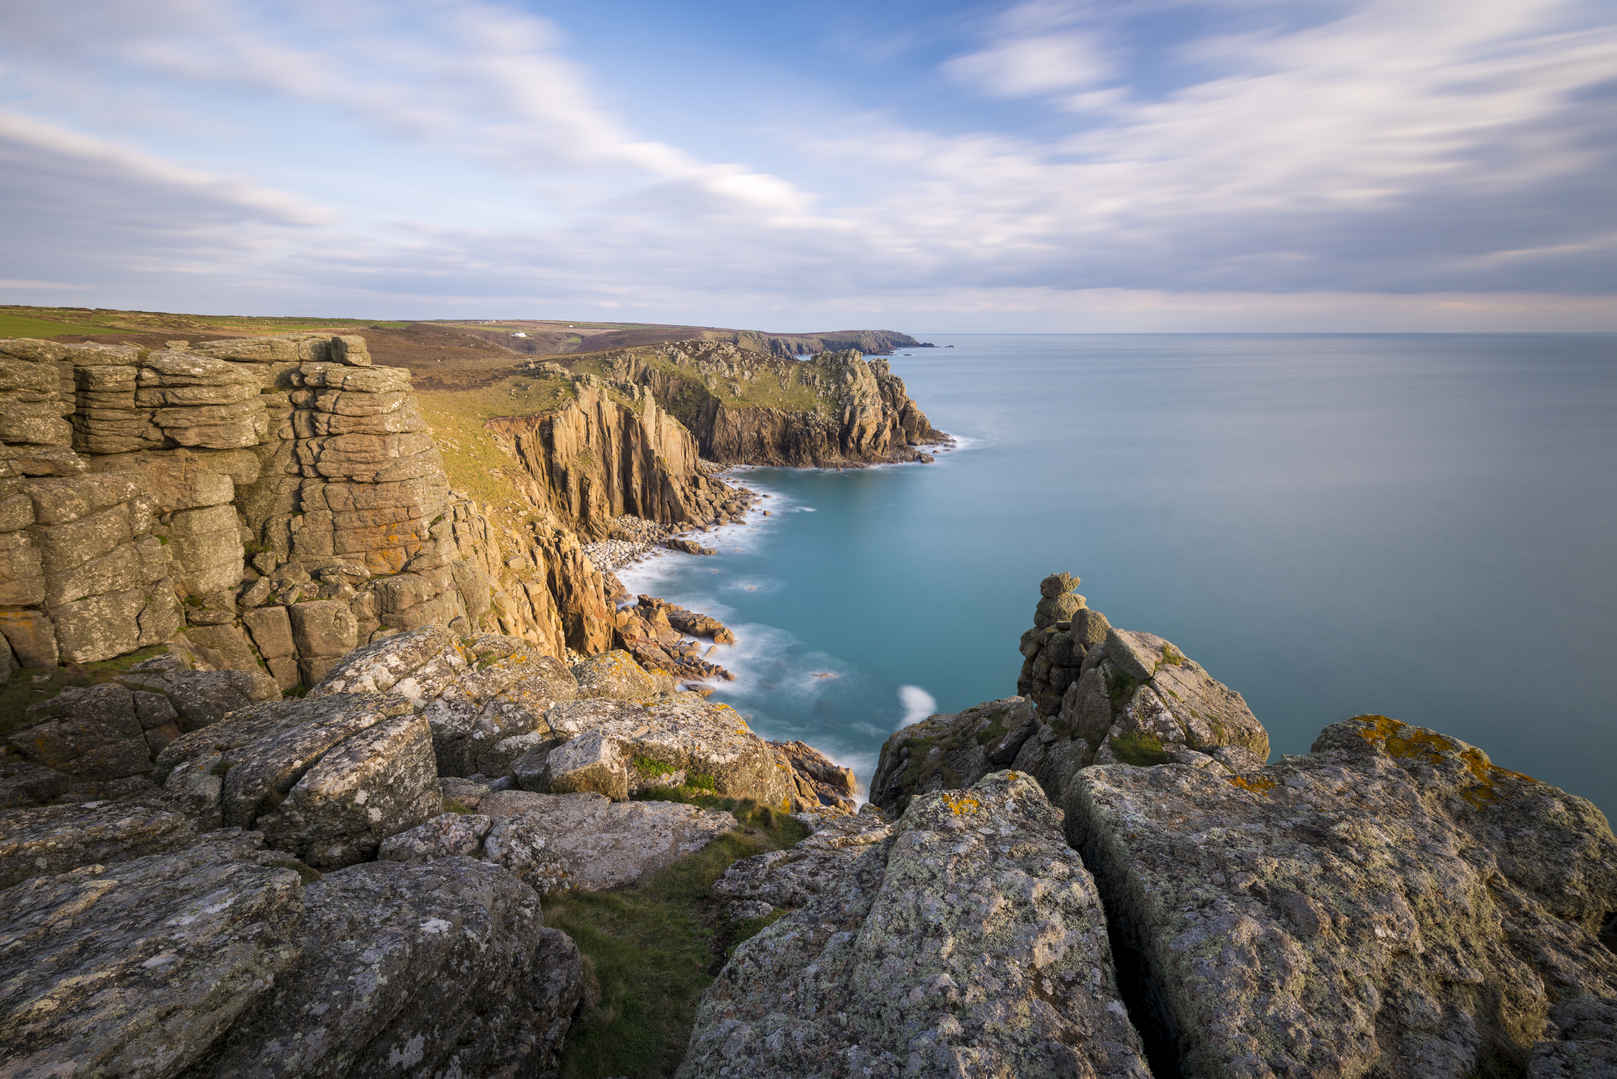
570 340 949 467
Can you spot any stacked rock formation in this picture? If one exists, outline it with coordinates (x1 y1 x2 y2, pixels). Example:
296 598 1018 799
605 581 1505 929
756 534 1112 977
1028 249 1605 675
873 572 1269 814
0 334 633 691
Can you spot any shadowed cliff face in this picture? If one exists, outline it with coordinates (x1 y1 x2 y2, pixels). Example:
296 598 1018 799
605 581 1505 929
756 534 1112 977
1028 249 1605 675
574 341 949 467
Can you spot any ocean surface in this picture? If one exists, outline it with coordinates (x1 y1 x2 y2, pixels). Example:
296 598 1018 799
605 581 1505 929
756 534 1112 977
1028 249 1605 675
620 334 1617 815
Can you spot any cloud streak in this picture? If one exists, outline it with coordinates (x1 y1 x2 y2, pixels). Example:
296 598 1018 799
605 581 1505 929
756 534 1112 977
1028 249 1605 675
0 0 1613 328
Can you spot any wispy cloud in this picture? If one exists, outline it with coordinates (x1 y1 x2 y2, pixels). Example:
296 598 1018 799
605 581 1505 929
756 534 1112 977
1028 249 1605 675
0 0 1613 328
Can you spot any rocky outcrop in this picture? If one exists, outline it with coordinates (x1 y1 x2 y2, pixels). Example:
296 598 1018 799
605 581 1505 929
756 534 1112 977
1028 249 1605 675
308 626 849 814
488 377 751 539
714 329 933 359
612 594 737 684
0 828 583 1077
1066 715 1617 1078
873 573 1268 814
578 340 948 467
679 771 1151 1078
0 333 634 695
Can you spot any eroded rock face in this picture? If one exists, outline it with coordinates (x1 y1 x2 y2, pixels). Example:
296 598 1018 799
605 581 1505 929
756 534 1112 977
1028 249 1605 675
869 696 1039 817
0 831 583 1078
155 694 441 867
679 771 1151 1079
1065 715 1617 1079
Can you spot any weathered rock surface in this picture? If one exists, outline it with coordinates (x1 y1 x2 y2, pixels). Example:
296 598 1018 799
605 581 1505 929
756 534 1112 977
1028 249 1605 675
312 626 581 777
200 856 583 1078
869 696 1039 816
0 794 197 889
544 694 795 808
155 693 441 867
1066 714 1617 1078
3 655 276 803
581 340 949 467
0 831 583 1077
680 771 1151 1078
383 788 737 892
771 739 860 815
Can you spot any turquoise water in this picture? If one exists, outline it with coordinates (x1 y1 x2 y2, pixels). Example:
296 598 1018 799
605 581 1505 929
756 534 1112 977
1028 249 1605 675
620 335 1617 815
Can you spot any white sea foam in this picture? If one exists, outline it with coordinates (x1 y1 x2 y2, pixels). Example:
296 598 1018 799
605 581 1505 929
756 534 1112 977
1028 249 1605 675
897 685 938 728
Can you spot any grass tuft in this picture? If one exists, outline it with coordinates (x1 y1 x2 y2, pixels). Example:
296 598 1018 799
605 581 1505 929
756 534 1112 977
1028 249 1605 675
545 796 808 1079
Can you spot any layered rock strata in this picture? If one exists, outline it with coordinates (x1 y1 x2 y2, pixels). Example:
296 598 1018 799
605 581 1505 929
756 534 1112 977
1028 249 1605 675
0 333 651 695
577 340 949 466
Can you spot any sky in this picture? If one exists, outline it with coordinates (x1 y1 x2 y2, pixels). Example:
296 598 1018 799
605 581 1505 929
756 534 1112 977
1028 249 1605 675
2 0 1615 332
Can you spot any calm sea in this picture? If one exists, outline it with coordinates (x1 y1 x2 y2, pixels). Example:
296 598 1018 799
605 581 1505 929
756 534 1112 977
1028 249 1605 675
619 334 1617 815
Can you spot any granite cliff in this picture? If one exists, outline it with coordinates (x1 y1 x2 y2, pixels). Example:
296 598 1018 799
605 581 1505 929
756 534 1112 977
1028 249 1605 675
572 340 949 466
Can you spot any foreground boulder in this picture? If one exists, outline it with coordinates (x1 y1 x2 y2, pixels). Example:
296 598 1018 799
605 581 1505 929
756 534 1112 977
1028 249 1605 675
0 830 583 1077
872 573 1268 814
155 693 441 867
679 771 1151 1078
1066 715 1617 1078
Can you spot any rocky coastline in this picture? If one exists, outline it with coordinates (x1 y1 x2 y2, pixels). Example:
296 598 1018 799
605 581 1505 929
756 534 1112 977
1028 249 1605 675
2 327 1613 1078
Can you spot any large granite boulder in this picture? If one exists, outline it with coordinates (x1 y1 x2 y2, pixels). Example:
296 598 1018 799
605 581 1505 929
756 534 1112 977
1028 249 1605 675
0 794 197 889
1065 715 1617 1078
869 696 1038 816
540 693 795 808
154 694 441 867
3 657 276 802
194 856 583 1078
0 831 583 1077
311 626 580 776
679 771 1152 1078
